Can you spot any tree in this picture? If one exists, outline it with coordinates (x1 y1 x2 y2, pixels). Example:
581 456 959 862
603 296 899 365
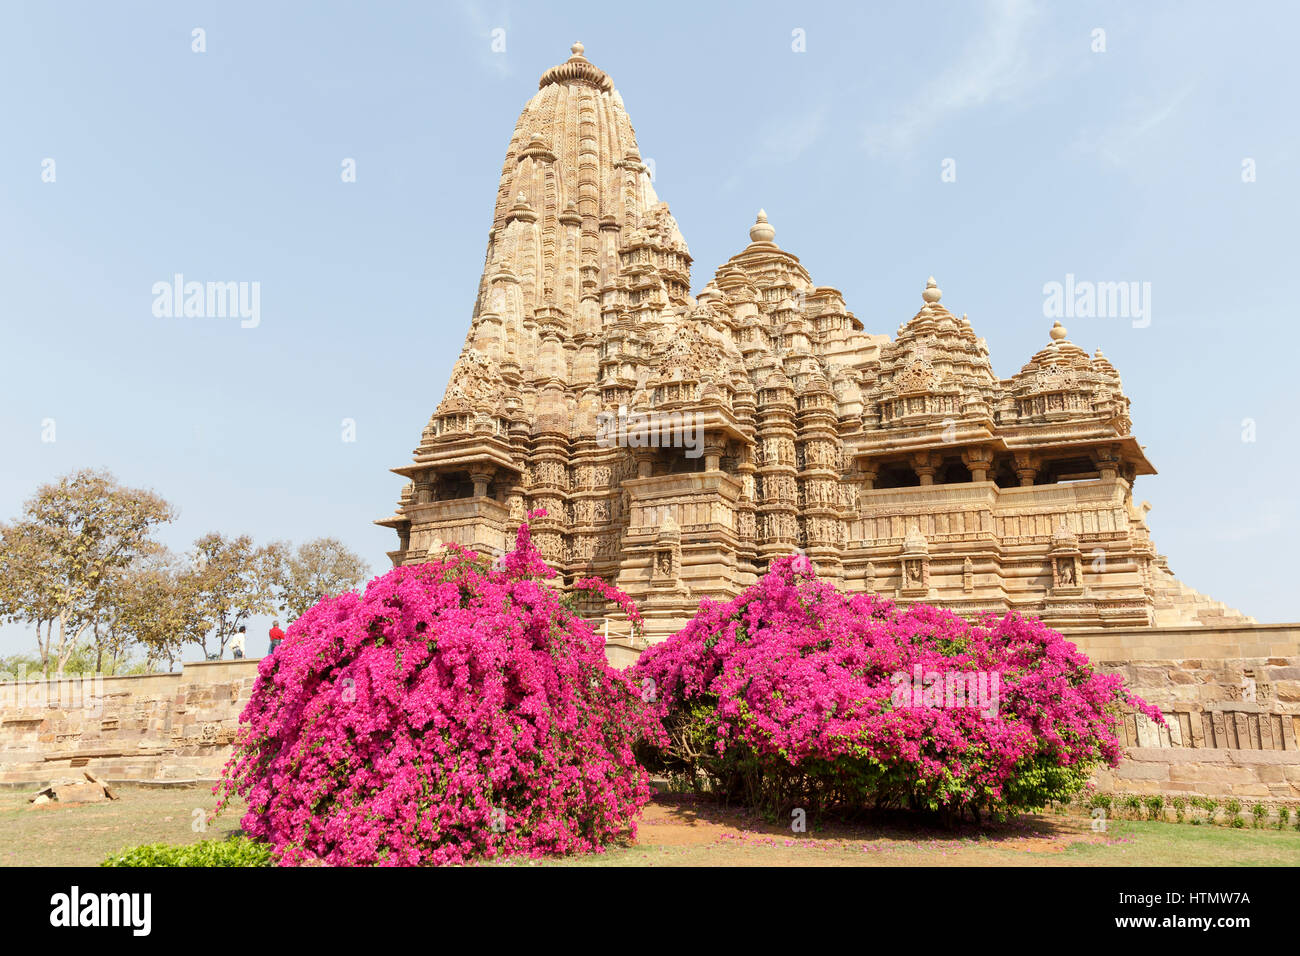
0 469 175 676
102 551 197 672
0 522 60 676
0 651 45 683
183 533 281 658
274 537 370 621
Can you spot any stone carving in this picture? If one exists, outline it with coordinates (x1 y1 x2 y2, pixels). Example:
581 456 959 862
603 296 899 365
1049 521 1084 595
898 526 930 596
1059 559 1075 585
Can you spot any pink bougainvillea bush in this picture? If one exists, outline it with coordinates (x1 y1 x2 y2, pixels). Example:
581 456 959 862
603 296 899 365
216 514 663 866
632 554 1162 821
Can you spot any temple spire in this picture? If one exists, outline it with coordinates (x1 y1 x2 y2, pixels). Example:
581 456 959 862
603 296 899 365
749 209 776 244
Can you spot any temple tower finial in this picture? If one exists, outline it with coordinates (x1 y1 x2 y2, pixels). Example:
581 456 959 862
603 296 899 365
749 209 776 244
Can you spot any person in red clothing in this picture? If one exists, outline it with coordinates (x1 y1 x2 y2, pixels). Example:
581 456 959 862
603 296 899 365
268 620 285 654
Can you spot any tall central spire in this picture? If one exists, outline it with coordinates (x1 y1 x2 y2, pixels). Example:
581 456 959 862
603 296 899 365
474 41 689 341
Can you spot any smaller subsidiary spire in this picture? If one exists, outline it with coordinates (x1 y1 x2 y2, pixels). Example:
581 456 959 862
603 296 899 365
749 209 776 244
507 191 536 224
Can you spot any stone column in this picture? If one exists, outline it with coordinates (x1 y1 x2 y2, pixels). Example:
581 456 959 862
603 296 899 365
858 461 879 491
1013 452 1038 487
1093 444 1120 480
469 466 493 499
704 441 724 473
962 446 994 483
912 452 939 486
635 450 654 479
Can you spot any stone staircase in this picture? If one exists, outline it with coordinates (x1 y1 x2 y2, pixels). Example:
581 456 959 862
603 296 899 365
1151 561 1256 627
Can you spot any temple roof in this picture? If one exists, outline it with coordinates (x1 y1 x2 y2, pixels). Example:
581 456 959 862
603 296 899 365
390 45 1155 493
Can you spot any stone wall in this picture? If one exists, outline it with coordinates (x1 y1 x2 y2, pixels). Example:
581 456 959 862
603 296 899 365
2 624 1298 805
0 659 259 786
1069 624 1300 803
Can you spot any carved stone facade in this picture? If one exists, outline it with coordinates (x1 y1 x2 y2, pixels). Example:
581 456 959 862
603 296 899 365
378 43 1254 638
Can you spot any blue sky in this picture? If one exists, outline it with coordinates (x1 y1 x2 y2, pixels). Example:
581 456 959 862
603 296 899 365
1 0 1297 657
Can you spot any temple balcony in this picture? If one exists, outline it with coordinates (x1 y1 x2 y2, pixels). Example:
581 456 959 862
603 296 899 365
403 496 511 560
852 477 1135 549
622 471 743 538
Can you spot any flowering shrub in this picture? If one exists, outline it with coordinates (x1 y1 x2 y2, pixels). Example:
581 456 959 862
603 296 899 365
632 554 1162 821
216 513 662 866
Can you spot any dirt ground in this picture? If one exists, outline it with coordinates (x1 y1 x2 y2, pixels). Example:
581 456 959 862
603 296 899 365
3 784 1298 867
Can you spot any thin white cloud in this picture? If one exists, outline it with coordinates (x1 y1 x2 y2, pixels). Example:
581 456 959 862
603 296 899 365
863 0 1047 157
1071 84 1196 167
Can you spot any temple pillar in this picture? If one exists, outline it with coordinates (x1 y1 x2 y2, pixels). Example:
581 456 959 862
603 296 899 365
1093 444 1120 480
912 452 939 486
469 466 493 498
962 446 994 483
1014 452 1038 487
858 461 879 491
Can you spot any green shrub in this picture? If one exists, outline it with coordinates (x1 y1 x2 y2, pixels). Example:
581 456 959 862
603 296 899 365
1172 797 1186 822
101 835 272 867
1191 797 1220 822
1144 796 1164 820
1089 794 1112 811
1251 803 1267 828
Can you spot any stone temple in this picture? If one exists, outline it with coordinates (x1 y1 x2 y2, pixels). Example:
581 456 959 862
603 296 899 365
378 42 1252 642
2 44 1293 805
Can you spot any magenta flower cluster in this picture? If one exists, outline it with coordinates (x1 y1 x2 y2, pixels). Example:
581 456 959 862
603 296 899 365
217 513 663 866
632 554 1163 815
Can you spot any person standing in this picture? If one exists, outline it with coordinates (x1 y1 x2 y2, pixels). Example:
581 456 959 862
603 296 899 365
231 626 246 660
268 620 285 654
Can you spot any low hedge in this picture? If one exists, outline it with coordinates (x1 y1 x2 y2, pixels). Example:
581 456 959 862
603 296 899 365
101 834 272 867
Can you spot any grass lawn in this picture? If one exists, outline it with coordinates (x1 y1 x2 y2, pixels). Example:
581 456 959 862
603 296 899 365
0 785 247 867
3 785 1298 867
